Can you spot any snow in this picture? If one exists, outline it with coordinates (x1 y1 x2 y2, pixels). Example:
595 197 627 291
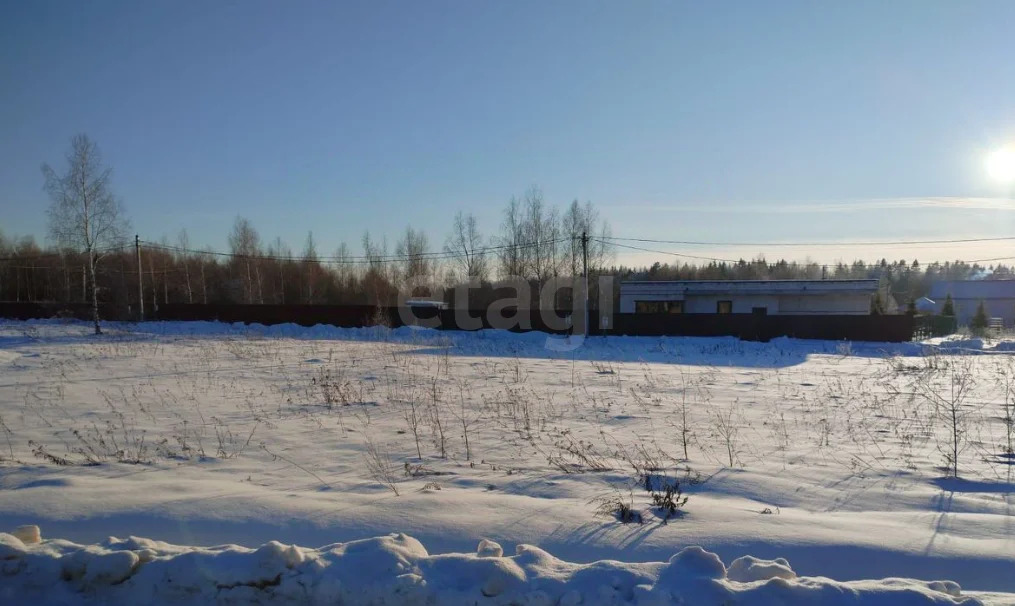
0 527 989 605
1 319 1014 604
726 554 796 582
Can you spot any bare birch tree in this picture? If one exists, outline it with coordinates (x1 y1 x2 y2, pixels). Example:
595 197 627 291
362 231 393 305
228 216 261 303
395 226 430 291
444 211 488 282
522 186 561 284
177 229 194 303
302 231 320 304
563 199 614 277
43 134 129 334
332 242 356 299
496 196 526 278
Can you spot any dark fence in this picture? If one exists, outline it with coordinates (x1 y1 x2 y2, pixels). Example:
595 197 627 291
1 302 914 342
0 302 111 321
157 304 576 335
913 315 957 339
159 303 389 328
606 312 914 342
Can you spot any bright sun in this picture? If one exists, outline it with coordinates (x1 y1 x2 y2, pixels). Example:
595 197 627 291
986 146 1015 183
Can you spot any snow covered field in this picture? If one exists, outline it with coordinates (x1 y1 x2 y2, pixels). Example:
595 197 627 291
1 319 1013 604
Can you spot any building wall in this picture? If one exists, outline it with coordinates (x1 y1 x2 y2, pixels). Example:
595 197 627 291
684 294 870 315
776 294 871 315
622 293 872 315
939 298 1015 327
683 295 780 314
619 292 682 313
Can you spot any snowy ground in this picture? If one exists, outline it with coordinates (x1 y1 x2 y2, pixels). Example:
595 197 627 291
1 319 1013 604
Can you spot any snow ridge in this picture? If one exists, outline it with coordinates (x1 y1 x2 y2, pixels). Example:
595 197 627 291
1 527 982 605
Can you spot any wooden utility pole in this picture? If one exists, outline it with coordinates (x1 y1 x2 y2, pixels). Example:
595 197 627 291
136 235 144 321
581 231 589 338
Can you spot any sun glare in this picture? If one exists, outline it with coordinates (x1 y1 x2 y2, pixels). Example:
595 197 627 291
986 146 1015 183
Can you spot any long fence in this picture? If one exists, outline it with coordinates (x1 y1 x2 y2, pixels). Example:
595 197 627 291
608 312 914 342
1 301 915 342
0 302 106 321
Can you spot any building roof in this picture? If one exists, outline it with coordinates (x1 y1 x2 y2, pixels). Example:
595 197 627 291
620 279 879 296
915 296 937 313
928 280 1015 300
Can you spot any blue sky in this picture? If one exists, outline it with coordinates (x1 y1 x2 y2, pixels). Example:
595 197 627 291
3 0 1015 265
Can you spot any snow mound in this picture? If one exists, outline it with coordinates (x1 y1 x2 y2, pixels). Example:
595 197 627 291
12 525 41 544
991 340 1015 352
727 554 797 582
0 527 984 605
936 338 985 352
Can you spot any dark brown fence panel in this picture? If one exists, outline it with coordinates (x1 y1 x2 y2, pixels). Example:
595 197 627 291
603 313 913 342
913 315 957 339
2 303 914 342
0 302 115 321
438 308 573 334
158 304 402 328
156 304 578 334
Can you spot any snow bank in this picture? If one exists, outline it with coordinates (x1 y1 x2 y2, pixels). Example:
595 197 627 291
15 317 1015 360
0 528 983 605
935 338 985 352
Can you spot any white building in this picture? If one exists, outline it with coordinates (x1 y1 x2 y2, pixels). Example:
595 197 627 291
619 280 880 315
929 280 1015 327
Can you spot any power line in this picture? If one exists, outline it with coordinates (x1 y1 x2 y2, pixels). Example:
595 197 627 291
597 239 739 264
968 255 1015 264
603 235 1015 247
3 234 1012 271
139 237 573 265
600 239 1012 272
0 243 131 262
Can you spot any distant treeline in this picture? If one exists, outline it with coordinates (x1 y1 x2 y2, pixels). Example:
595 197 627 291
3 221 1004 315
615 258 1009 309
1 186 615 314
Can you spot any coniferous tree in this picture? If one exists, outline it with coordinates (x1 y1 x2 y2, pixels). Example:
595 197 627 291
942 294 955 316
970 301 989 335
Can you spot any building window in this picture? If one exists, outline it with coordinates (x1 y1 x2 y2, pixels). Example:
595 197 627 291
717 300 733 314
752 306 767 315
635 301 682 313
636 301 663 313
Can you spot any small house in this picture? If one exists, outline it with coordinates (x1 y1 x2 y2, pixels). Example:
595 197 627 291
619 279 880 315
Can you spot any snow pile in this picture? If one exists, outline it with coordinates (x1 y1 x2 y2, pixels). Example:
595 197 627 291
0 527 983 605
935 337 985 352
991 340 1015 352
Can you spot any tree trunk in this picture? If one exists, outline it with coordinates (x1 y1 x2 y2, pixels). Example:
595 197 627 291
200 262 207 304
149 254 157 318
89 251 101 335
255 263 263 304
163 254 168 305
245 261 252 304
184 259 193 303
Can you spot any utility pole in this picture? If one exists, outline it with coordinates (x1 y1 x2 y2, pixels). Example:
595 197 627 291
136 235 144 322
581 231 589 338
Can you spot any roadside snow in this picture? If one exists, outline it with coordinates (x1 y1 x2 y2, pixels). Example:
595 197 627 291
0 527 986 605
